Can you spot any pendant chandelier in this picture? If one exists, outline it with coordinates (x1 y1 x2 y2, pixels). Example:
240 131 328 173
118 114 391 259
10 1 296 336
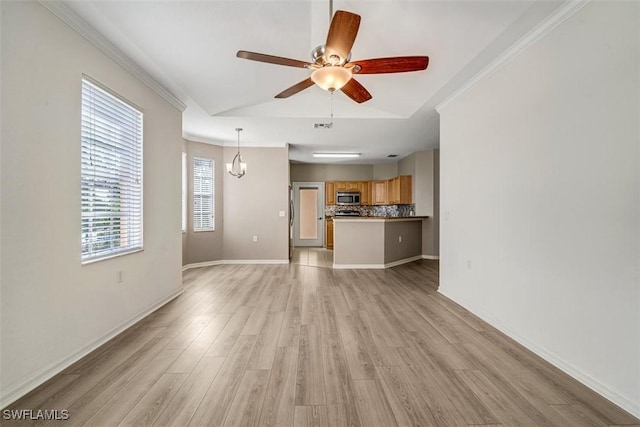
226 127 247 178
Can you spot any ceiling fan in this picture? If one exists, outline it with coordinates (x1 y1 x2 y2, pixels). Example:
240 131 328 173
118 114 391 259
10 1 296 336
236 8 429 104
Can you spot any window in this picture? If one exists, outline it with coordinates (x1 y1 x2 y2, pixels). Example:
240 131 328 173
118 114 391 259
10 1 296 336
182 152 187 233
193 157 214 231
81 77 143 262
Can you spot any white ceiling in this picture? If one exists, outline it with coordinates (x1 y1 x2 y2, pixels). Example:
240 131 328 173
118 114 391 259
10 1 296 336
64 0 564 164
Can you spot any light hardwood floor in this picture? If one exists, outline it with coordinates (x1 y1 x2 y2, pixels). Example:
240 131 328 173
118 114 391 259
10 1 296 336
4 261 639 426
291 247 333 269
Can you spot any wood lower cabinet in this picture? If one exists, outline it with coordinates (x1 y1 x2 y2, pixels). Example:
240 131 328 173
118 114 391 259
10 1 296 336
326 218 334 249
325 181 335 205
372 180 388 205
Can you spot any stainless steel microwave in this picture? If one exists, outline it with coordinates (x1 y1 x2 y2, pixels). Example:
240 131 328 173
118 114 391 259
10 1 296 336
336 191 361 205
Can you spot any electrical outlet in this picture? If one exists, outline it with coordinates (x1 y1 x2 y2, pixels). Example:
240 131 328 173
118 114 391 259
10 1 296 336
279 211 285 217
253 235 258 243
398 235 402 243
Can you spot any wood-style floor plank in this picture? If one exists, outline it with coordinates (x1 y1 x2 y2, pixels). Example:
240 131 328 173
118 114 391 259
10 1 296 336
222 370 269 427
3 260 638 427
152 356 225 426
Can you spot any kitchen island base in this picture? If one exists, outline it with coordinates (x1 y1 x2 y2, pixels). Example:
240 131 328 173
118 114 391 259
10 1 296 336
332 217 426 269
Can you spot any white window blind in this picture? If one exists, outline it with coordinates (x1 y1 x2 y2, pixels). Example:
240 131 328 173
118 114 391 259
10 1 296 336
193 157 214 231
182 152 187 232
81 77 143 262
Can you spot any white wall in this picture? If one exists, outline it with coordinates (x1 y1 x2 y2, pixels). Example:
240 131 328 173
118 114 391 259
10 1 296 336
223 147 290 261
0 2 183 406
439 1 639 417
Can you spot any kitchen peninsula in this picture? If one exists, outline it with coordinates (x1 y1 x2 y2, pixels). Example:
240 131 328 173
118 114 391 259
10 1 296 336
332 216 428 269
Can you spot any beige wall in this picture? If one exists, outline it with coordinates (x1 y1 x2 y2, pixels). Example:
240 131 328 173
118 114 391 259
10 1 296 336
439 1 639 416
223 146 289 261
399 150 439 257
184 140 224 265
384 221 422 264
372 162 398 180
1 1 183 406
181 140 188 266
422 150 439 257
290 163 373 182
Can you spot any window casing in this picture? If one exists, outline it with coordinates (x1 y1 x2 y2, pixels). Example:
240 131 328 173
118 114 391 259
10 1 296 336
182 152 187 233
81 77 143 263
193 157 214 231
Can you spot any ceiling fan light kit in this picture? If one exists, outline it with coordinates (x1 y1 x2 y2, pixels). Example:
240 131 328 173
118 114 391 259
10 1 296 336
236 8 429 104
310 65 352 92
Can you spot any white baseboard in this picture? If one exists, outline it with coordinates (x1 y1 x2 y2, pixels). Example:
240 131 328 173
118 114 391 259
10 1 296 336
333 263 386 269
182 259 289 271
182 260 224 271
437 288 640 419
222 259 289 265
422 255 440 260
0 287 184 410
385 255 424 268
333 255 423 270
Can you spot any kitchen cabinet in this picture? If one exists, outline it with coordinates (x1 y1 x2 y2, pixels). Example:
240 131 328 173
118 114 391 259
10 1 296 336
372 180 388 205
335 181 359 191
387 175 412 204
326 218 334 249
325 181 335 205
359 181 371 205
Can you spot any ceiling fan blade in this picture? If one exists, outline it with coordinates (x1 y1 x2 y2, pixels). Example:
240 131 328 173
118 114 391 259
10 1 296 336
341 78 372 104
237 50 311 68
325 11 361 62
347 56 429 74
275 78 315 98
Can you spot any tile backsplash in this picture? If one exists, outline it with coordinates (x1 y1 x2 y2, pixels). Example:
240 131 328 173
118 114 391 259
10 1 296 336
325 204 415 217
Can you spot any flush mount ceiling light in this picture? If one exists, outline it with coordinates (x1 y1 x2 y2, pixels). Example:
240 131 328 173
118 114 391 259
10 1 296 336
226 128 247 178
312 152 361 158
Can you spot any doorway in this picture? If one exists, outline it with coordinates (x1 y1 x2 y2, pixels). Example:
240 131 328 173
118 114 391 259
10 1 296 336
293 182 325 247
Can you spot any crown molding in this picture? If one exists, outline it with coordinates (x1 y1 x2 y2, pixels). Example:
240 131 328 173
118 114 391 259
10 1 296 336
436 0 590 113
39 1 187 112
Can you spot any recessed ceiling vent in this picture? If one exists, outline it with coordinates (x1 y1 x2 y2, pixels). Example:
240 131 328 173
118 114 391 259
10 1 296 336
313 123 333 129
387 154 398 158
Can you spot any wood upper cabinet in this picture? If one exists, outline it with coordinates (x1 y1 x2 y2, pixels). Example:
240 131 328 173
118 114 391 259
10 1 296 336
334 181 357 191
359 181 371 205
387 175 412 204
325 181 335 205
372 180 388 205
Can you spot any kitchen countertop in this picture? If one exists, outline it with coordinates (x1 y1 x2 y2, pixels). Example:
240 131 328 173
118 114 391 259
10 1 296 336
332 216 428 222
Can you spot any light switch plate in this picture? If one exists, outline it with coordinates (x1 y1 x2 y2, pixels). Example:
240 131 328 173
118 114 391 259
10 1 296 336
279 211 285 217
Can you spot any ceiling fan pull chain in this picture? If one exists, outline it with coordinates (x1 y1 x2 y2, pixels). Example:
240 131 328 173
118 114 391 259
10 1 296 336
330 91 334 127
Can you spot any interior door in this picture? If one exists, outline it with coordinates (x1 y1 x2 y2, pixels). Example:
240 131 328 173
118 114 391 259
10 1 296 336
293 182 325 247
